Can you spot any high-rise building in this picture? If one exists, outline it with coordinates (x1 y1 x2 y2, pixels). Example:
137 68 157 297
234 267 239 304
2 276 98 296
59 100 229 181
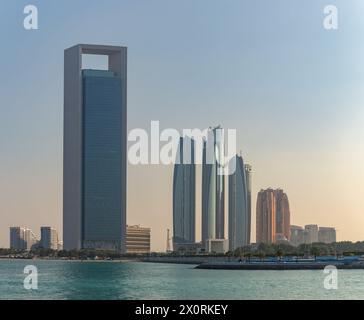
126 225 151 254
40 227 59 250
173 136 196 249
318 227 336 244
244 164 252 245
202 126 225 247
290 225 305 246
63 44 127 252
228 155 250 251
10 227 38 250
256 189 276 244
304 224 319 244
274 189 291 241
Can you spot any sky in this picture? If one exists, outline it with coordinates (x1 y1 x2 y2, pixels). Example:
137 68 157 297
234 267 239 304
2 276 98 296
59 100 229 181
0 0 364 251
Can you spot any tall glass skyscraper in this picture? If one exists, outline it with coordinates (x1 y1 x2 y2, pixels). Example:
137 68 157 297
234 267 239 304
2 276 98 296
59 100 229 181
202 126 225 245
63 44 127 252
228 155 250 251
245 164 252 245
172 137 196 248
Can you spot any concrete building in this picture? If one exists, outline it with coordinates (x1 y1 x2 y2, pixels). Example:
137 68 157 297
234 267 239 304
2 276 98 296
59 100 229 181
290 225 305 246
40 227 59 250
63 44 127 252
10 227 38 250
205 239 229 254
173 136 196 250
202 126 225 248
318 227 336 244
256 189 276 244
304 224 319 244
126 225 151 254
229 155 250 251
173 242 203 254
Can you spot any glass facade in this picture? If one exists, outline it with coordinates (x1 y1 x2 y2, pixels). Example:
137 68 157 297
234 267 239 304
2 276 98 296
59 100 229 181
173 137 196 247
228 155 250 251
82 69 123 249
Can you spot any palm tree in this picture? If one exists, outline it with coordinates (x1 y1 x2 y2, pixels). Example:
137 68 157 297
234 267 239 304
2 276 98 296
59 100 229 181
258 251 266 262
244 252 252 263
310 247 320 261
276 249 284 262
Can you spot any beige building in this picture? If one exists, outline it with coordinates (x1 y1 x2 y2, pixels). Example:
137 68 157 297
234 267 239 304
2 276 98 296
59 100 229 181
304 224 319 243
318 227 336 244
126 225 151 254
205 239 229 254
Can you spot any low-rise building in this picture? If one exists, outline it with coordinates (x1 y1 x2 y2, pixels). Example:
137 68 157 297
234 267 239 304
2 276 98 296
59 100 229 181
126 225 151 254
205 239 229 254
318 227 336 244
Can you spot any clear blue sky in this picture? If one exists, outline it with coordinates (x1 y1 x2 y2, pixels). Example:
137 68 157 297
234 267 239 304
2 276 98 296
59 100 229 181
1 0 364 250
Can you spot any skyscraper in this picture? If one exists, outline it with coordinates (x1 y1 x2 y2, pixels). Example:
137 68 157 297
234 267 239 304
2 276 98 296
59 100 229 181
10 227 38 250
245 164 252 245
202 126 225 246
228 155 250 251
40 227 59 250
63 44 127 252
173 137 196 249
256 189 276 244
274 189 291 241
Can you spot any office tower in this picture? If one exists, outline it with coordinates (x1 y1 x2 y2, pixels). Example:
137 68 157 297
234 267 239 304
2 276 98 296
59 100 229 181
126 225 151 254
40 227 59 250
256 189 276 244
318 227 336 244
63 44 127 251
202 126 225 246
274 189 291 241
304 224 319 244
290 225 305 246
10 227 38 251
244 164 252 244
173 137 196 249
228 155 250 251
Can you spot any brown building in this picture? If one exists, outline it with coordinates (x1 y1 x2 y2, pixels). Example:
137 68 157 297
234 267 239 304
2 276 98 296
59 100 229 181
256 188 291 244
274 189 291 241
256 189 276 244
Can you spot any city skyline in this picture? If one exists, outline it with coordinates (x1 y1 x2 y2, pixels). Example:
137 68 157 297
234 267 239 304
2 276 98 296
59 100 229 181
1 1 364 251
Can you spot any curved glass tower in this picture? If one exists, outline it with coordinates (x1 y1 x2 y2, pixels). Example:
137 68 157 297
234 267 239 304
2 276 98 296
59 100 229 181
228 155 250 251
172 137 196 248
202 126 225 245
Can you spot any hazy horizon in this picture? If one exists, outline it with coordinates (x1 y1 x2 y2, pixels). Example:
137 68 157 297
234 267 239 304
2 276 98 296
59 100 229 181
1 0 364 251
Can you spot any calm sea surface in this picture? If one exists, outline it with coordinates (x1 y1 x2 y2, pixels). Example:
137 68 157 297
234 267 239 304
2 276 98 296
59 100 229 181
1 260 364 299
